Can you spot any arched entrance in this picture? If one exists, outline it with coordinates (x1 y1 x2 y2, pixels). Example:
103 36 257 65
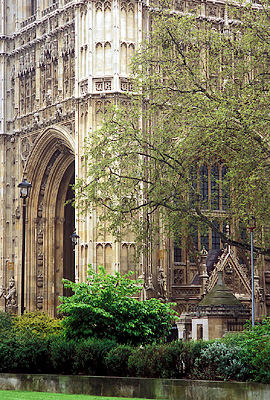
23 125 75 316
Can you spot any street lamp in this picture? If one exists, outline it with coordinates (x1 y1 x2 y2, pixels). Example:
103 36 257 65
18 178 32 316
70 229 80 247
247 215 256 327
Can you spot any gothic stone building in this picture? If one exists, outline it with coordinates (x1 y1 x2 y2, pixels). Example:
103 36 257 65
0 0 269 321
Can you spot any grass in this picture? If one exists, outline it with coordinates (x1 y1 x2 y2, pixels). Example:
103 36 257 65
0 391 168 400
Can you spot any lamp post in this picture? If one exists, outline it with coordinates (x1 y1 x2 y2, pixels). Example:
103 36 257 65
247 215 256 327
70 229 80 283
18 178 32 316
70 229 80 247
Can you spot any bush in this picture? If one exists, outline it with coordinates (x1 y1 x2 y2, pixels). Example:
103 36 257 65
13 312 63 338
72 338 117 375
180 340 208 378
223 318 270 383
0 334 51 374
0 311 15 338
191 341 248 381
49 338 77 374
105 345 134 376
59 267 178 345
127 341 184 378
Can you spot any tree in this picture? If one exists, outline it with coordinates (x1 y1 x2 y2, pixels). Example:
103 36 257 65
75 0 270 255
59 267 177 345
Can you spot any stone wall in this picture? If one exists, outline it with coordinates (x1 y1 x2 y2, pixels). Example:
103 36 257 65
0 374 269 400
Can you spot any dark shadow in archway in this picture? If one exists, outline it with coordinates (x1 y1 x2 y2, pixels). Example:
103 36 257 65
63 164 75 297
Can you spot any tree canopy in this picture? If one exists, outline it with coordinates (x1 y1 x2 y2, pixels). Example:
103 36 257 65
75 0 270 255
59 267 177 345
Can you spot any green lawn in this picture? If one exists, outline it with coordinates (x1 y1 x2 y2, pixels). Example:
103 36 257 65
0 391 167 400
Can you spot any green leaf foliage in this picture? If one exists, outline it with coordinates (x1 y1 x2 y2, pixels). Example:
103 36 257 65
59 266 177 345
127 341 184 378
74 0 270 255
191 341 248 381
224 317 270 383
12 312 62 338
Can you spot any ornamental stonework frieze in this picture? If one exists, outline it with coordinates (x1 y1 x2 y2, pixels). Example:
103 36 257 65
120 78 133 92
173 268 184 285
20 14 36 30
96 1 112 12
174 0 184 12
42 2 59 18
172 286 201 297
208 5 217 17
79 79 88 95
94 78 112 92
18 99 75 132
188 2 200 14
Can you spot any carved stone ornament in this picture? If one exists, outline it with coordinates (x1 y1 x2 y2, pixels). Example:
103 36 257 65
38 231 43 245
175 0 184 11
265 294 270 306
38 253 43 266
37 275 43 288
0 277 18 310
15 206 20 219
174 269 184 285
146 274 154 291
21 137 31 161
38 203 43 218
224 262 233 274
265 271 270 283
157 266 167 300
37 296 43 309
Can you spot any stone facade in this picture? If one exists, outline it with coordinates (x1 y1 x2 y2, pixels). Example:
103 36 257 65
0 0 268 319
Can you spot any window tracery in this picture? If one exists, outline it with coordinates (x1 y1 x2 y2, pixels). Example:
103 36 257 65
174 162 228 263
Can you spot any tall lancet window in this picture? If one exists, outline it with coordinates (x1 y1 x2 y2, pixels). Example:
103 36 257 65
31 0 36 15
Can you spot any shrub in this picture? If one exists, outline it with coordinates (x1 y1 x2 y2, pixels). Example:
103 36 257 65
0 334 51 374
0 311 15 338
72 338 117 375
13 312 63 338
191 341 248 381
180 340 208 378
59 267 178 345
223 318 270 383
49 338 77 374
105 345 134 376
127 341 184 378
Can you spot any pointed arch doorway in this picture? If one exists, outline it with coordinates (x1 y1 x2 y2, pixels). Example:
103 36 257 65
22 126 76 316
